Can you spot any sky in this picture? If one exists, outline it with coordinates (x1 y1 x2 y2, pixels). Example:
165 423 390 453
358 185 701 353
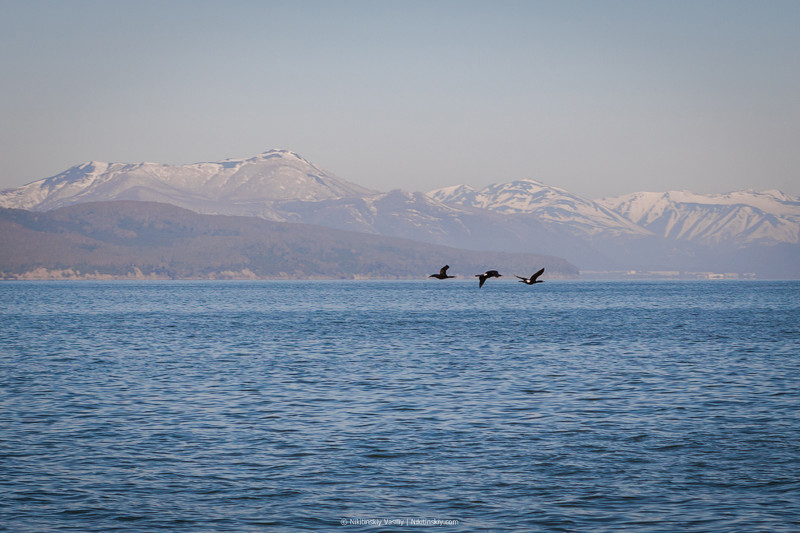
1 0 798 199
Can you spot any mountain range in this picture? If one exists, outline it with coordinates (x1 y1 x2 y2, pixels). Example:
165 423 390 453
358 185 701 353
1 149 798 278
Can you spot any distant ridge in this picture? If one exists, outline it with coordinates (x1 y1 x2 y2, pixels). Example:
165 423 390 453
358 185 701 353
0 201 579 280
428 179 649 238
597 189 800 245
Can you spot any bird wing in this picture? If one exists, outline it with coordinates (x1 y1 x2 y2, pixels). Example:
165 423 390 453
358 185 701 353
531 267 545 281
478 275 487 288
440 265 450 276
515 275 527 281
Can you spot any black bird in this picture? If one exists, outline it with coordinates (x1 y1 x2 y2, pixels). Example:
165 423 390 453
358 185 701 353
476 270 501 288
516 267 545 285
429 265 455 280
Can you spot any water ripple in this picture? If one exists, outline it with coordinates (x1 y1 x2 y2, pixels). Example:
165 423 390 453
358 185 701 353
1 280 799 531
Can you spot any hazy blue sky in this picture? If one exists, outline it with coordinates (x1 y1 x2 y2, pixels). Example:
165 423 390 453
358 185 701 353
1 0 798 198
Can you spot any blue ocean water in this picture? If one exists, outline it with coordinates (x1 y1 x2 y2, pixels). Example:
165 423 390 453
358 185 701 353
1 280 799 532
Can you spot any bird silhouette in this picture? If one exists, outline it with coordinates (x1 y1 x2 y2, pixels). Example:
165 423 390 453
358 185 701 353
429 265 455 280
476 270 501 288
516 267 545 285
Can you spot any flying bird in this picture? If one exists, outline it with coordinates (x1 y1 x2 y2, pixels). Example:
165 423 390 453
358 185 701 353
476 270 501 288
430 265 455 280
516 267 545 285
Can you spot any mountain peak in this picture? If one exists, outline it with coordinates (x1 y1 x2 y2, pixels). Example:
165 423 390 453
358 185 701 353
430 178 586 214
255 149 306 161
497 178 547 188
0 150 375 212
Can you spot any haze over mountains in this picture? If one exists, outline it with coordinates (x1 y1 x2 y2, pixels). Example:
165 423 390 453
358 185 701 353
1 149 798 278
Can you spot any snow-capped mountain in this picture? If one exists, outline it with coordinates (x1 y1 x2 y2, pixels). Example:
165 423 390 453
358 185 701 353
598 189 800 245
0 150 375 218
428 179 650 238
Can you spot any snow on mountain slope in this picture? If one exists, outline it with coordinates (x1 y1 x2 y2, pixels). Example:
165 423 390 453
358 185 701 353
0 150 375 214
281 189 485 242
428 179 650 238
280 187 603 262
598 189 800 244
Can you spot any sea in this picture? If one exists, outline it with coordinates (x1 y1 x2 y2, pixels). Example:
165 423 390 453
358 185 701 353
1 280 798 532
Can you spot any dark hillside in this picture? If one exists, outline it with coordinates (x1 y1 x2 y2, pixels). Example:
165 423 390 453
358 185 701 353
0 201 579 280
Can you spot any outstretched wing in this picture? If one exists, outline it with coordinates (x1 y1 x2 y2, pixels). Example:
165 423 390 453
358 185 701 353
439 265 450 276
515 275 527 282
531 267 545 281
477 274 487 288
